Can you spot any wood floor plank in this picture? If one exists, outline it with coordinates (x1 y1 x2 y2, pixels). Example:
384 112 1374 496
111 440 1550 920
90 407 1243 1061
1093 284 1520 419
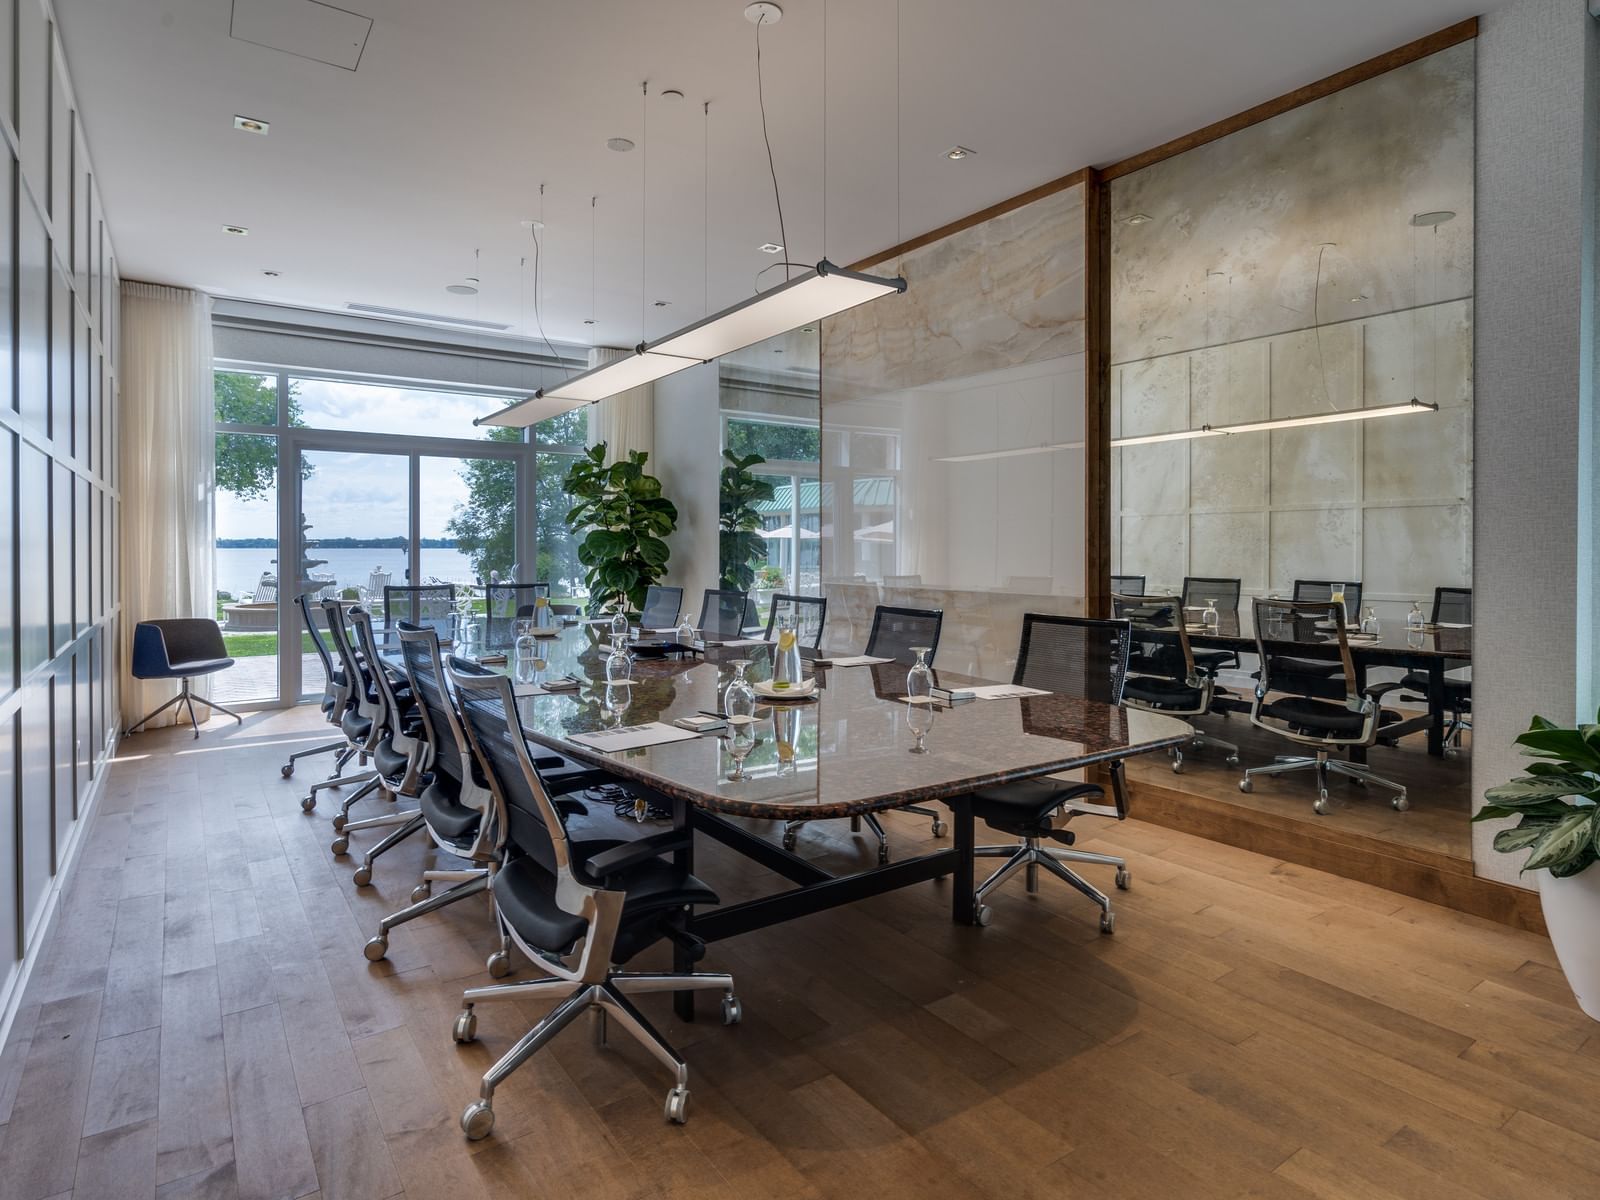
270 957 363 1107
73 1115 158 1200
0 990 104 1199
81 1026 161 1137
221 1004 319 1200
154 966 234 1186
100 893 166 1040
300 1088 402 1200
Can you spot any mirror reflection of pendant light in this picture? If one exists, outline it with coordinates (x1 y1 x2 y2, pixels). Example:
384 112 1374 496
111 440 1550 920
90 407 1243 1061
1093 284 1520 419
479 1 906 427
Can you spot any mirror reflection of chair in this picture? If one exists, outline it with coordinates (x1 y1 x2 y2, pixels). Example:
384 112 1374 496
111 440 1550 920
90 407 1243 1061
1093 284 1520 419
967 614 1134 933
1114 594 1240 773
1111 574 1146 596
1238 598 1409 815
384 583 456 644
761 593 828 649
639 585 685 630
696 589 750 639
1181 576 1243 674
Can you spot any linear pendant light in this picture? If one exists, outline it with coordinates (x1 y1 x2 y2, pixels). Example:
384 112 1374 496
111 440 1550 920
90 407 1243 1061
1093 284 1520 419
931 399 1438 462
478 260 905 427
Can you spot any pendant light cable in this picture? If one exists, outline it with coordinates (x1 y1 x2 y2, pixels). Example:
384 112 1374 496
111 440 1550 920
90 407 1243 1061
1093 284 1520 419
704 101 711 317
754 12 790 284
641 80 649 338
589 195 597 334
527 183 567 376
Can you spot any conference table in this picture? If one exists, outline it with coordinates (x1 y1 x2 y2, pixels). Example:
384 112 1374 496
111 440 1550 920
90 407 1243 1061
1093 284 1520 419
1135 607 1472 756
456 622 1191 1017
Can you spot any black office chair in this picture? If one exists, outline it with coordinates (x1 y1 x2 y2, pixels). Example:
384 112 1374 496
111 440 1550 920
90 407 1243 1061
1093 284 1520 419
1238 598 1408 814
125 619 242 738
383 583 456 644
1293 579 1362 626
1182 576 1243 673
1111 574 1146 596
762 593 828 650
633 584 684 630
1114 594 1240 773
696 589 750 639
964 615 1133 933
783 604 947 860
864 604 944 667
446 665 741 1138
281 593 352 781
484 583 549 648
1387 586 1472 754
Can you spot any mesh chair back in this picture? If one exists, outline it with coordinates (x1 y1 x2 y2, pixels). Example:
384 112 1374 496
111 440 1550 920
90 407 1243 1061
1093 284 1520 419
1251 598 1358 704
1182 576 1242 613
297 593 336 679
322 601 370 697
865 605 943 667
349 609 402 738
449 665 570 878
640 585 684 630
1294 579 1362 624
764 594 828 649
1113 593 1192 678
697 589 750 638
1111 574 1146 596
1433 587 1472 625
485 583 548 648
384 584 455 641
1012 614 1130 704
398 624 469 786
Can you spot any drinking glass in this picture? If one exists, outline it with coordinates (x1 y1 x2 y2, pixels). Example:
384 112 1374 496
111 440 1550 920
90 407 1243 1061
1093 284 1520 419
904 647 935 753
513 630 540 685
724 660 758 780
610 605 630 641
1330 583 1347 624
602 681 631 726
1360 606 1380 636
1202 600 1220 631
605 633 632 684
1406 601 1426 630
676 611 697 646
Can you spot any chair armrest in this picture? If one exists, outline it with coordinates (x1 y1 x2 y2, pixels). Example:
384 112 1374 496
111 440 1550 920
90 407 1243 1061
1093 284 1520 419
583 830 693 878
1364 682 1403 702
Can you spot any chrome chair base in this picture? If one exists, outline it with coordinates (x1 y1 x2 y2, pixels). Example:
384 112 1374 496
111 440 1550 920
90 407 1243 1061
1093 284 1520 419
281 738 348 780
972 838 1129 934
453 969 739 1139
363 868 496 964
1170 731 1240 774
126 681 245 739
1239 752 1409 815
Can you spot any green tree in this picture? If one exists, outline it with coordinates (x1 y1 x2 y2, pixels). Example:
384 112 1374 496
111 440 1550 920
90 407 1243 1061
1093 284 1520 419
213 371 308 499
448 426 521 581
725 418 819 463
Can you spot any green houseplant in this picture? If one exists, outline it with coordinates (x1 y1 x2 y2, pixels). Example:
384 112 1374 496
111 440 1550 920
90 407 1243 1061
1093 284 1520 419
563 443 678 615
719 450 777 593
1478 712 1600 1020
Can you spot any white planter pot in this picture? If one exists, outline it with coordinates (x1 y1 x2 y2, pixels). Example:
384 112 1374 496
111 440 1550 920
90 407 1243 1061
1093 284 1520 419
1539 868 1600 1021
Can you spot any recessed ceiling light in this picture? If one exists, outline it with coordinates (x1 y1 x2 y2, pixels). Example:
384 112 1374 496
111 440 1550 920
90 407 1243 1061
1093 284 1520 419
1411 210 1456 227
223 225 249 236
1123 212 1153 225
607 137 635 152
446 279 479 296
233 115 269 135
744 2 783 26
944 145 975 161
759 243 783 254
262 269 281 277
519 219 546 231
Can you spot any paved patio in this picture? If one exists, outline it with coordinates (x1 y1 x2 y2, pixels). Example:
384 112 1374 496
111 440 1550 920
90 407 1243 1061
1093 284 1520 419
213 652 325 705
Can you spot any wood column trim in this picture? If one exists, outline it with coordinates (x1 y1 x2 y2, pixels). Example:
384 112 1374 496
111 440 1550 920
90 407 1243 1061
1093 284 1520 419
1083 170 1112 618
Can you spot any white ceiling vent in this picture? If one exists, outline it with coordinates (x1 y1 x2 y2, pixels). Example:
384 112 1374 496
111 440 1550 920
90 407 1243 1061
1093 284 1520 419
230 0 373 71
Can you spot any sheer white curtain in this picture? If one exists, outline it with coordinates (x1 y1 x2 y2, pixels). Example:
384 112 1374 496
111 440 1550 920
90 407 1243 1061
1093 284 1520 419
585 346 655 462
119 282 216 727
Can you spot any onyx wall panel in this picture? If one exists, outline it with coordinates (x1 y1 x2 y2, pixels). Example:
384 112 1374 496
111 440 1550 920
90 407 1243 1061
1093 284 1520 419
0 0 121 1029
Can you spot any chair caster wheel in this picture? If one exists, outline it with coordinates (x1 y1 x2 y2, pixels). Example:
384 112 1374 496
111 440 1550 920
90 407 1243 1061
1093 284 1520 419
930 818 947 838
352 865 372 887
461 1100 495 1140
363 935 388 962
664 1087 690 1124
453 1009 478 1044
486 951 512 979
410 882 432 904
1115 867 1131 891
332 814 347 833
781 830 797 852
973 904 992 927
1314 792 1330 815
721 994 742 1025
877 845 890 866
1171 757 1184 774
300 796 316 812
1350 776 1367 788
1392 794 1410 812
1238 778 1253 793
331 837 349 856
281 764 294 779
1225 754 1240 767
1100 910 1116 935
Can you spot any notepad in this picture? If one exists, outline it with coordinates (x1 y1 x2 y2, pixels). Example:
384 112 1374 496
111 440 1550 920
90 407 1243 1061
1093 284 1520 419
817 655 892 667
717 638 771 649
569 722 703 753
968 684 1051 700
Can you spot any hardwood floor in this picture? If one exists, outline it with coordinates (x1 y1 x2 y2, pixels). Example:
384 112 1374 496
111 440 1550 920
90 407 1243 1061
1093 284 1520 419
0 706 1594 1200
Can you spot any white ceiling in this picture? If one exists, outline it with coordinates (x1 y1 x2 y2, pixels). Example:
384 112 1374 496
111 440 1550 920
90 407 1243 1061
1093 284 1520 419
56 0 1485 353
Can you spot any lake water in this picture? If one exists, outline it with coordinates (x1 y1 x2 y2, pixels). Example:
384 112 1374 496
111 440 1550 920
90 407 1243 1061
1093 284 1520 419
216 546 479 600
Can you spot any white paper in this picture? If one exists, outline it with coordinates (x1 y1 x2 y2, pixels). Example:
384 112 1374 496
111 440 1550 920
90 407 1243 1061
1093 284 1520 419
718 638 771 649
568 722 703 753
819 655 892 667
1434 622 1472 629
968 684 1051 700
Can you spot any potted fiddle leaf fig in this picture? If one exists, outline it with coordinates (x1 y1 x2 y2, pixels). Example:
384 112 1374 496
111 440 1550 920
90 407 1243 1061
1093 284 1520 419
564 443 678 616
1477 713 1600 1019
719 450 777 594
